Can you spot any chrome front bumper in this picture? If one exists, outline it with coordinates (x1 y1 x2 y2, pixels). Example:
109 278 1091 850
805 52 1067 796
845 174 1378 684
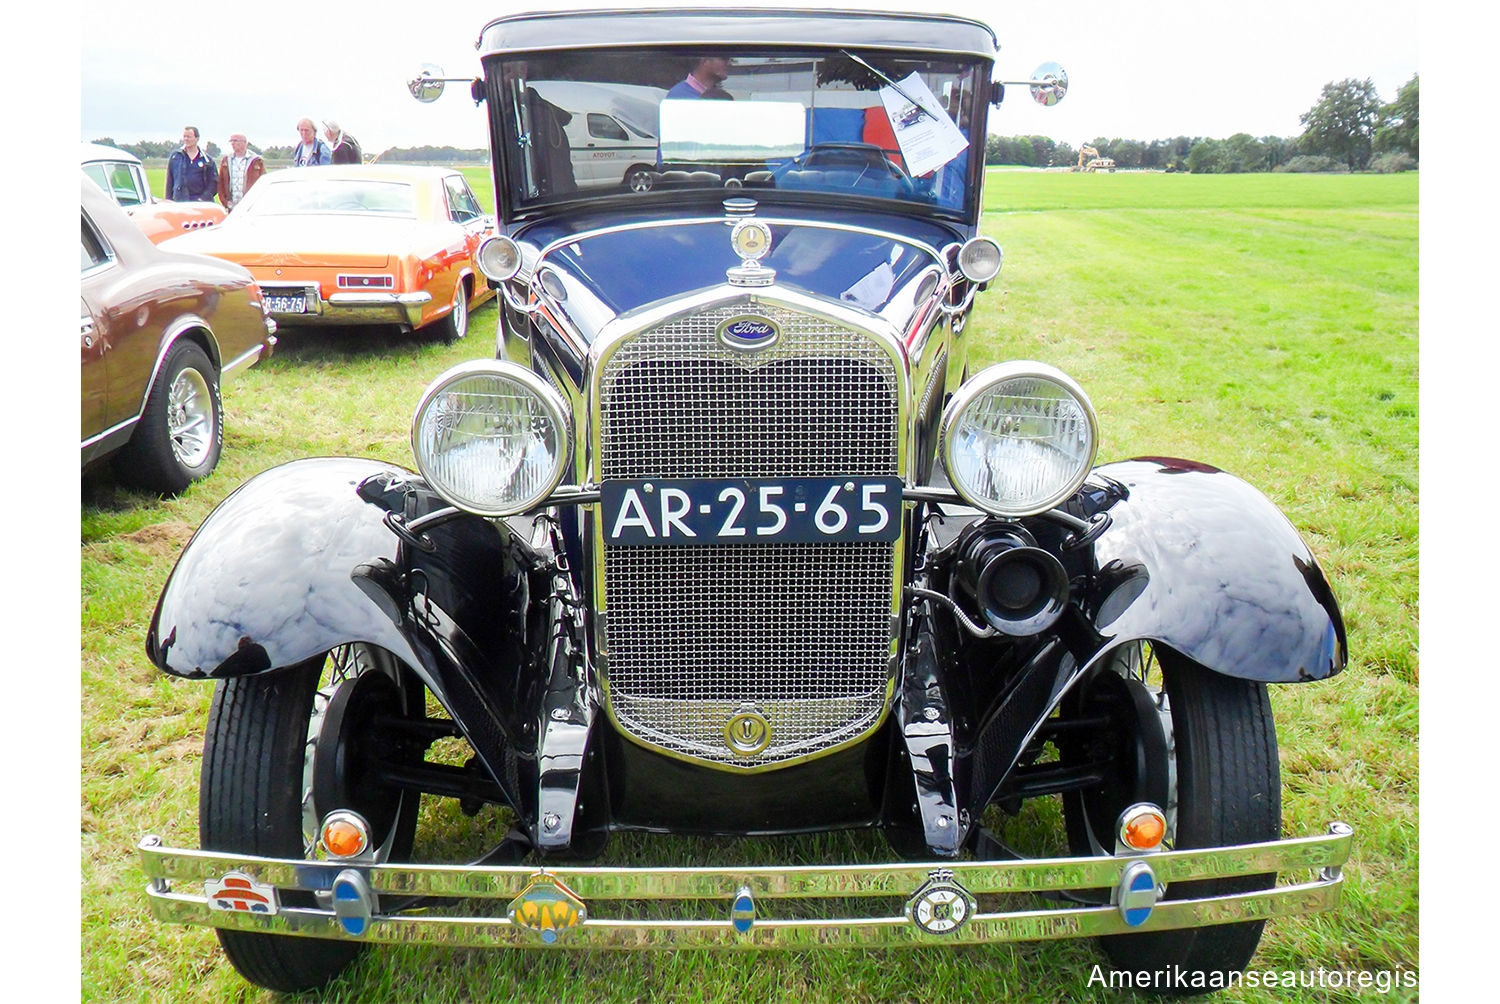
139 824 1351 949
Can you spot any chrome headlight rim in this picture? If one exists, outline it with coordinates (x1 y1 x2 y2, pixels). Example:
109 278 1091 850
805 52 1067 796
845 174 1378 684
939 360 1099 518
475 234 523 283
410 359 572 517
956 236 1003 284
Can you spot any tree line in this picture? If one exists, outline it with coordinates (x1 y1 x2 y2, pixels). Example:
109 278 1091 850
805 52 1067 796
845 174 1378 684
986 74 1417 173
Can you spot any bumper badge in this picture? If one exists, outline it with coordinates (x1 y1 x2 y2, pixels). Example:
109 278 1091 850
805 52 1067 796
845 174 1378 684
332 868 377 937
730 885 756 934
508 871 587 943
205 871 278 915
905 868 976 936
1115 860 1159 927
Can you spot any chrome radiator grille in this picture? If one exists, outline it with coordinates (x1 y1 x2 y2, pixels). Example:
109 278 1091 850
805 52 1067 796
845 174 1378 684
597 301 901 768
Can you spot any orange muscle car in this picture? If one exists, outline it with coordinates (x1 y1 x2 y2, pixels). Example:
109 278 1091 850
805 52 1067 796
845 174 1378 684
81 176 276 493
81 143 227 245
163 165 497 340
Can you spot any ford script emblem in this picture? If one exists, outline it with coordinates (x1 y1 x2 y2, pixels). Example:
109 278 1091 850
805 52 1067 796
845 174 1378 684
717 315 780 351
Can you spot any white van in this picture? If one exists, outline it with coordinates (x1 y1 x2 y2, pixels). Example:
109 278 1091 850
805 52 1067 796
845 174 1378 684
528 81 664 189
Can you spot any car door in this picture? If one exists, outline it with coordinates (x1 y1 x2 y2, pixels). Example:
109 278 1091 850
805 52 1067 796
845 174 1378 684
80 212 114 451
443 175 494 288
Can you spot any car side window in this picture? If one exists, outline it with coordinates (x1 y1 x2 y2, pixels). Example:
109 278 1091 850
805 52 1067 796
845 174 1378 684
82 164 111 198
81 214 112 272
83 161 147 206
445 177 484 223
586 114 629 142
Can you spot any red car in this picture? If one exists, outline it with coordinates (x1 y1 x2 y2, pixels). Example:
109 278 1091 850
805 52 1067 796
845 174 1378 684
81 176 277 493
164 165 497 341
81 142 227 245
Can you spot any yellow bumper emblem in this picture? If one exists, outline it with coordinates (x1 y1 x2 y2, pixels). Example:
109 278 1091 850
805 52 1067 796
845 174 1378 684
507 872 587 943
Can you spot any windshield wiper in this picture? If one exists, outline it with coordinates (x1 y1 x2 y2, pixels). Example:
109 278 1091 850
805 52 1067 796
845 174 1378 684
837 50 940 123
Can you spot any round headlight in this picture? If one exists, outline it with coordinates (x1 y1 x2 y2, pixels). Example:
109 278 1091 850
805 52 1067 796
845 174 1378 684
411 361 571 516
956 237 1003 283
940 361 1098 517
476 235 522 282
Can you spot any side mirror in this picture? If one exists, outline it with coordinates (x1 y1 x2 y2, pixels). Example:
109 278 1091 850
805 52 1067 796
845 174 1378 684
408 63 447 103
1029 62 1068 107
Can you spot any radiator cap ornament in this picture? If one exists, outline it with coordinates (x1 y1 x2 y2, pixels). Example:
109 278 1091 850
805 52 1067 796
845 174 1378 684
727 219 775 287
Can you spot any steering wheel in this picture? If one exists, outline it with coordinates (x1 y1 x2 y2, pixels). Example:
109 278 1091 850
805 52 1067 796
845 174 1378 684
798 142 914 195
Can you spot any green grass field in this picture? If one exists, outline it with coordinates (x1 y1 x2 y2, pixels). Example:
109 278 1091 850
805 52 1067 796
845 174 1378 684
89 169 1417 1001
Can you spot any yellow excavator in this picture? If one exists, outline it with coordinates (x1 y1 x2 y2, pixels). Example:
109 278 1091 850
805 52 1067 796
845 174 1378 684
1075 144 1116 173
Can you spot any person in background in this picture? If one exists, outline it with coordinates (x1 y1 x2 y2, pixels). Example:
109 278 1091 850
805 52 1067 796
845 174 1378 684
216 133 265 211
292 118 331 166
324 120 363 165
165 126 217 201
666 56 734 99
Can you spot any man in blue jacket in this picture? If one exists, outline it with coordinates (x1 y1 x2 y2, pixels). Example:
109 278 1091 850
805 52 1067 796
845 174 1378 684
165 126 216 201
292 118 331 166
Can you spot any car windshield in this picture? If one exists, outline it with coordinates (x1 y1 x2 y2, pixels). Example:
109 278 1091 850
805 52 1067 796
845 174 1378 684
246 179 417 217
494 48 983 217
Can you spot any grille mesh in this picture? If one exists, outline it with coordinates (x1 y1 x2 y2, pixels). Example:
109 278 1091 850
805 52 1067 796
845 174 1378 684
598 301 901 767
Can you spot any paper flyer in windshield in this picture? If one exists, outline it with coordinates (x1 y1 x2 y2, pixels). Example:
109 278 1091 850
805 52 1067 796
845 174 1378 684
879 72 967 178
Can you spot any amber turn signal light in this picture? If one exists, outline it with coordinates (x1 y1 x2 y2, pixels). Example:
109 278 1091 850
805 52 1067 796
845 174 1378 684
1118 804 1167 852
320 810 371 859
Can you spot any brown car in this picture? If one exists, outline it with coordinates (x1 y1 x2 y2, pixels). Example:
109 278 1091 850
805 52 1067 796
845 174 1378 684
81 176 276 493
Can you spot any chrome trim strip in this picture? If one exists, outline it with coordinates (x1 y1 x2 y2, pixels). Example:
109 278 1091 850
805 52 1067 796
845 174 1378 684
533 216 948 271
80 415 139 451
221 341 269 378
140 825 1351 947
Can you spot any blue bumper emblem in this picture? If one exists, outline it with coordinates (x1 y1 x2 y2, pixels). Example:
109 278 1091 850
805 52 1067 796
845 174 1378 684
332 868 376 937
1116 861 1159 927
731 886 756 934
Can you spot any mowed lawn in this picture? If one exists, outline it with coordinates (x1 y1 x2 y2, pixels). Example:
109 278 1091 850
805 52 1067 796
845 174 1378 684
84 170 1417 1001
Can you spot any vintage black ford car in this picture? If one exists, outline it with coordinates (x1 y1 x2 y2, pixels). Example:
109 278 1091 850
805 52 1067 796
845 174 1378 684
138 7 1351 993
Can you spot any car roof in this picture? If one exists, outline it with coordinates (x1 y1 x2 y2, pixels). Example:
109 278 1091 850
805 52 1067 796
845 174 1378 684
81 142 142 166
477 7 998 59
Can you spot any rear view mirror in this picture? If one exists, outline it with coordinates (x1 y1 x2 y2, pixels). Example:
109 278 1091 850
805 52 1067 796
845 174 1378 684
409 64 447 103
1029 63 1068 106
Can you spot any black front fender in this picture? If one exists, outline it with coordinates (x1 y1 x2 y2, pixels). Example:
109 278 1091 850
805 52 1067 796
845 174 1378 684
1086 458 1347 682
147 459 430 679
146 458 543 792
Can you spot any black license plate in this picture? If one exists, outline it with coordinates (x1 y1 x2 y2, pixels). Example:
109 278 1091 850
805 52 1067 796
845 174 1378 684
602 477 903 546
265 293 307 313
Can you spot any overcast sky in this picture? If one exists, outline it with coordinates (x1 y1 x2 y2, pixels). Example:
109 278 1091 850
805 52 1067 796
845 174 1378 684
79 0 1418 154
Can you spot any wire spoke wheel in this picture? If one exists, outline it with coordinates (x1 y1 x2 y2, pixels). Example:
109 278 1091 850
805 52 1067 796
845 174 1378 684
1061 641 1282 985
200 644 422 992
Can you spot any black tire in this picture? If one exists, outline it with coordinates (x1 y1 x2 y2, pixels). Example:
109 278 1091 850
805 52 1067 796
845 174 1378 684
625 165 654 192
116 340 222 493
200 645 421 992
429 277 470 343
1062 643 1281 991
